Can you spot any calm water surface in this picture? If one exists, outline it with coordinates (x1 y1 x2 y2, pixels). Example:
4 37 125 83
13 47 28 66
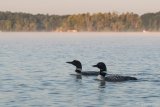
0 32 160 107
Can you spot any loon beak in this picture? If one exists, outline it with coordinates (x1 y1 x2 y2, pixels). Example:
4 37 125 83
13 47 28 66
66 61 73 64
92 65 98 67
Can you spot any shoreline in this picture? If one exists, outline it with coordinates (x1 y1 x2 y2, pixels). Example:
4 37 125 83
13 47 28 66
0 31 160 33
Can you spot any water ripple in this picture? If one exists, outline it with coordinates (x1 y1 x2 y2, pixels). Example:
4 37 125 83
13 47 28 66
0 33 160 107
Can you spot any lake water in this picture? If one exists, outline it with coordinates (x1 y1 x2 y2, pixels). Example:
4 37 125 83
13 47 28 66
0 32 160 107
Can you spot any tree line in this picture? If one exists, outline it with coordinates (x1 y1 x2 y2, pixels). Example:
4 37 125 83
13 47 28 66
0 11 159 32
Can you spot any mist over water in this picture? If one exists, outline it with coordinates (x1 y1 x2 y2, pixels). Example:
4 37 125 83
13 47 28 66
0 32 160 107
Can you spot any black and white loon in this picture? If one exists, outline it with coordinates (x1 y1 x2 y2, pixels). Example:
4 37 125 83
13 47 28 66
66 60 99 76
93 62 137 82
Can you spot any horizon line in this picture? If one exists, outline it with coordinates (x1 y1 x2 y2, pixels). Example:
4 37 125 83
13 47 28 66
1 10 160 16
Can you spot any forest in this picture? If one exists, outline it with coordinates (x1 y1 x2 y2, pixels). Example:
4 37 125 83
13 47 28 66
0 11 160 32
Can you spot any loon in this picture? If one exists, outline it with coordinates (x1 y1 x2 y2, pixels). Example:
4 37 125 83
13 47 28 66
66 60 99 76
93 62 137 82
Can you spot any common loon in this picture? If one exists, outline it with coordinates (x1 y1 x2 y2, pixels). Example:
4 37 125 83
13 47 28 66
93 62 137 82
66 60 99 76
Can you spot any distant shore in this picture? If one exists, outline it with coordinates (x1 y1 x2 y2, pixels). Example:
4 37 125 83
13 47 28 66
0 11 160 32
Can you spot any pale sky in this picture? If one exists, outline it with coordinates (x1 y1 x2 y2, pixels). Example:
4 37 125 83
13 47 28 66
0 0 160 15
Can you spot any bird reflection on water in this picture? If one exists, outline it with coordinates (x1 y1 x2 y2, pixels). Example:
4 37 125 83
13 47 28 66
76 75 82 79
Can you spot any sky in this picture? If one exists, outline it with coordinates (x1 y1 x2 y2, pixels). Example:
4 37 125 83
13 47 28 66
0 0 160 15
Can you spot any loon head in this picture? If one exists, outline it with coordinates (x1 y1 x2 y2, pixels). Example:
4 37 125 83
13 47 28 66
93 62 107 80
66 60 82 74
93 62 107 72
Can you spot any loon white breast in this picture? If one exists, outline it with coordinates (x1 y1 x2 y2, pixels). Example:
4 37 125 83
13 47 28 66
66 60 99 76
93 62 137 82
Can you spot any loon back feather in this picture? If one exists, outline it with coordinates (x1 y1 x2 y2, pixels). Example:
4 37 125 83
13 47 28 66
105 75 137 82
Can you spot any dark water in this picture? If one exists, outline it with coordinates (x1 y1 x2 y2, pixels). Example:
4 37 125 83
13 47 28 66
0 32 160 107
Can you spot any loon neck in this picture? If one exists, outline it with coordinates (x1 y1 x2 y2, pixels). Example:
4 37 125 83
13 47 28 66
97 74 105 80
100 69 107 72
75 68 82 75
97 71 106 80
99 71 106 77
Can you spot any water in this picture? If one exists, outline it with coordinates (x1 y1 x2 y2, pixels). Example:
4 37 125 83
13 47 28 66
0 32 160 107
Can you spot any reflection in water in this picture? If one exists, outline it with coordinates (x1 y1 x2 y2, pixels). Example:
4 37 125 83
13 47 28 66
97 82 107 106
70 74 82 80
99 81 106 88
76 75 82 79
94 79 106 88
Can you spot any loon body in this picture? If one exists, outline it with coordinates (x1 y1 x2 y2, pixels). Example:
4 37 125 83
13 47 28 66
93 62 137 82
66 60 99 76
